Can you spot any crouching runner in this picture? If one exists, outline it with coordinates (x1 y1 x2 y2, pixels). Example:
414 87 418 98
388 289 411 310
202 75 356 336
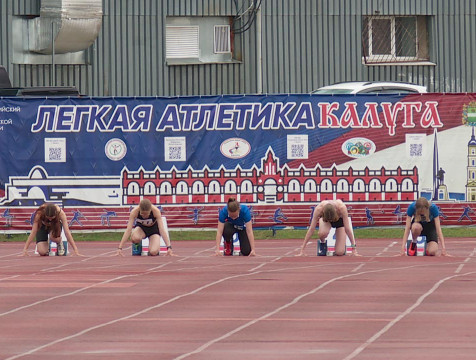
215 198 256 256
116 199 174 256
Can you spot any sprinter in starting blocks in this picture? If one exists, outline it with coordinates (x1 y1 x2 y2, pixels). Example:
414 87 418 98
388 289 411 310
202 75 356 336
298 200 358 256
318 220 355 256
215 197 256 256
22 203 82 256
34 229 70 256
132 217 171 256
400 197 449 256
116 199 174 257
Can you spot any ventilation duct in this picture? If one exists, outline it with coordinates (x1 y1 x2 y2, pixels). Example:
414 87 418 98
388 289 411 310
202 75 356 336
29 0 102 54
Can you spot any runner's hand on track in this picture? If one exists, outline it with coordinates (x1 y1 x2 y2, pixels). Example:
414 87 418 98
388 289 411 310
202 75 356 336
165 249 177 256
440 249 453 257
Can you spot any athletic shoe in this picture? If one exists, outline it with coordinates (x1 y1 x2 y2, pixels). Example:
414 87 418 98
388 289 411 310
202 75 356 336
57 241 65 256
318 241 328 256
224 240 233 256
408 242 417 256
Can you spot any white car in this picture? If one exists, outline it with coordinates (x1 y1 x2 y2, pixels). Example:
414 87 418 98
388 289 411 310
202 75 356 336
311 81 427 94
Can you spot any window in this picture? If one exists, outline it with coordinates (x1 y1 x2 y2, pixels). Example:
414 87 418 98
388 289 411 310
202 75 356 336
241 180 253 193
209 180 221 194
166 26 199 59
362 15 430 64
176 181 188 195
385 179 398 192
127 182 139 195
224 180 237 194
144 182 156 195
160 182 172 195
401 179 413 192
304 179 316 192
192 181 205 194
289 179 300 193
214 25 231 53
353 179 365 192
166 17 238 64
336 179 349 192
320 179 333 193
369 179 381 192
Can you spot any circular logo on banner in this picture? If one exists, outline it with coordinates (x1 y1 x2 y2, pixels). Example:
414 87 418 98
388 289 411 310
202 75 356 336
341 137 375 158
220 138 251 159
105 138 127 161
462 101 476 126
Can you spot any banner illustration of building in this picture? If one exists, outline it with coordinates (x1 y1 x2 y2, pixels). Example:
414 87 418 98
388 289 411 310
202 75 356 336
1 93 476 230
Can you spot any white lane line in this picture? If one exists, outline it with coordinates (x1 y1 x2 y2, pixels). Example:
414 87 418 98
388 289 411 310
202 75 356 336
0 252 258 319
0 252 24 259
4 261 407 359
455 264 465 273
376 241 398 256
178 246 216 262
343 271 476 360
4 269 274 360
173 263 455 360
0 275 20 281
4 258 462 359
0 261 174 318
173 272 359 359
353 240 397 272
351 263 365 273
455 247 476 274
248 248 297 272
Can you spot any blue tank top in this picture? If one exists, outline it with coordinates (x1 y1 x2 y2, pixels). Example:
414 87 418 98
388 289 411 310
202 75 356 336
218 204 252 228
406 202 439 222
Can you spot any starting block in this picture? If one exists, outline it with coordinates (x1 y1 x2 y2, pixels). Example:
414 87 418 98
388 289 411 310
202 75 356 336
219 233 241 255
35 229 69 256
318 218 354 256
406 234 427 256
132 217 170 256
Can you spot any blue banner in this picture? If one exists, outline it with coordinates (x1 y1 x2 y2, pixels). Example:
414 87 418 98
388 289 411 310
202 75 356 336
1 94 475 230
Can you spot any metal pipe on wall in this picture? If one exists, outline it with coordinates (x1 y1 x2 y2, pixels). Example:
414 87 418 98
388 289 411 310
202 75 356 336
256 5 262 94
51 21 55 86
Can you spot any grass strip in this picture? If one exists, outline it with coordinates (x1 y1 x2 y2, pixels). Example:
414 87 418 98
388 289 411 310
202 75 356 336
2 226 476 242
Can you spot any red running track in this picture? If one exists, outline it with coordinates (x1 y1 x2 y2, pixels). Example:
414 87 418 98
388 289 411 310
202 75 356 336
1 238 476 360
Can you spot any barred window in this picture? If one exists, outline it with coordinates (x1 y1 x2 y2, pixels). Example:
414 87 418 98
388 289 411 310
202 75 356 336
362 15 430 64
214 25 231 53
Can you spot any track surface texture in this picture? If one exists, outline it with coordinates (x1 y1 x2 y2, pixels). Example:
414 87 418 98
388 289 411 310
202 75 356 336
1 238 475 360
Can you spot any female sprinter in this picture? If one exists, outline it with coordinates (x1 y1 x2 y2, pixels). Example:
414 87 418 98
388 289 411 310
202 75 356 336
215 198 256 256
21 203 82 256
116 199 174 256
298 199 358 256
400 197 449 256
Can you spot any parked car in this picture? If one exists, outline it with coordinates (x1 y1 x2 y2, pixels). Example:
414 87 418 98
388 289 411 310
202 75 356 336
311 81 427 94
